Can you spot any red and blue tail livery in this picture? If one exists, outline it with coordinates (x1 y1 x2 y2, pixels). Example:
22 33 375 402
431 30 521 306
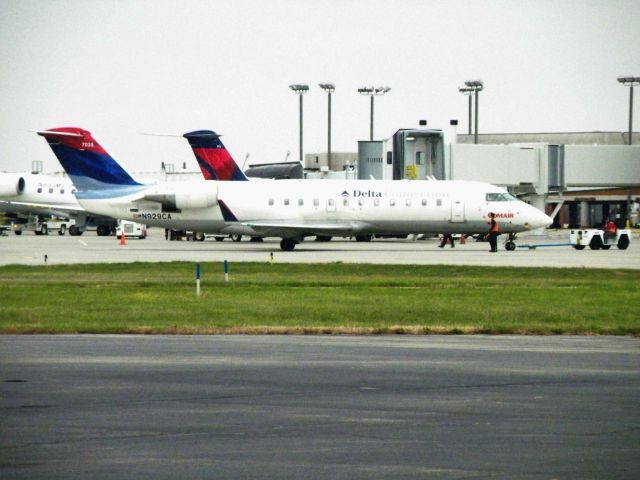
37 127 142 197
183 130 248 181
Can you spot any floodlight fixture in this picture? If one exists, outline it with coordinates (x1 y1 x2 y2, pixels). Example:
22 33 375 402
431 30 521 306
464 79 484 90
319 83 335 93
289 84 309 161
617 76 640 86
289 84 309 94
618 75 640 145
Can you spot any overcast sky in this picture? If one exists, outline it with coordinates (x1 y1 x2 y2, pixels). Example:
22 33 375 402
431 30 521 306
1 0 639 173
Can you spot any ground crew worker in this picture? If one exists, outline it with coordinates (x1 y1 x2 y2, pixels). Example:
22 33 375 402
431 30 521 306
488 212 500 252
604 219 617 243
439 233 455 248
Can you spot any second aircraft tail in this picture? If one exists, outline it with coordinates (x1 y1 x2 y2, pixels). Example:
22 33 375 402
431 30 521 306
183 130 248 181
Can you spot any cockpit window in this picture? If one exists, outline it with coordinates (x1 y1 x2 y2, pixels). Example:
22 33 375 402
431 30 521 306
486 192 518 202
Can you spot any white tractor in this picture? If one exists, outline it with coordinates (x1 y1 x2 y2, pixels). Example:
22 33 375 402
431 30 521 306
570 229 631 250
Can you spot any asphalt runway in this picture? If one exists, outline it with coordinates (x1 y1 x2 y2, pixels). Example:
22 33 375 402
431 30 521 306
1 228 639 269
1 335 639 479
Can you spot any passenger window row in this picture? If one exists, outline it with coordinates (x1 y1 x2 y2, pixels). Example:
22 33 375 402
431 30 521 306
267 197 444 207
37 187 67 194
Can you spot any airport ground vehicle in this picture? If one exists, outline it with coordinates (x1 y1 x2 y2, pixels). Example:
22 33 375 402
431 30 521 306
116 220 147 239
11 215 75 236
570 229 631 250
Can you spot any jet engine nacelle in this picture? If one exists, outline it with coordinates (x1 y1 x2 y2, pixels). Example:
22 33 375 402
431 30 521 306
0 175 25 197
143 181 218 210
174 191 218 209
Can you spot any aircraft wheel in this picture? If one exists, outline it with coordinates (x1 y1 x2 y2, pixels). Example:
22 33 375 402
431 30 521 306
505 241 516 251
214 236 225 242
96 225 111 236
573 245 586 250
68 225 84 236
355 234 372 242
617 235 630 250
280 238 296 251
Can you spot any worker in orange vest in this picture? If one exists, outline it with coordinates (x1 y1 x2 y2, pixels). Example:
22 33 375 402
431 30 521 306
488 212 500 252
604 219 617 243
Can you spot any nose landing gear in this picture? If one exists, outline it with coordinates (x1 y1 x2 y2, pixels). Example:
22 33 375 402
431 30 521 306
505 233 517 251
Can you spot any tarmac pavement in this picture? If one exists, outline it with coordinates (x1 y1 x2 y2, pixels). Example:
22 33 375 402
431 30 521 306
1 335 639 479
1 228 639 269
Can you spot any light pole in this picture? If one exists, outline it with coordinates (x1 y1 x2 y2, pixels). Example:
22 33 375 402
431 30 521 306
319 83 335 168
289 84 309 162
358 86 391 140
458 86 475 135
617 76 640 145
464 80 484 144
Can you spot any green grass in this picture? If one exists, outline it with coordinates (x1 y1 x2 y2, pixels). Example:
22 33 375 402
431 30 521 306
0 262 638 335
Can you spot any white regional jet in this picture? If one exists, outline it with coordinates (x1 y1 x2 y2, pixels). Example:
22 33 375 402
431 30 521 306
37 127 552 251
0 171 115 235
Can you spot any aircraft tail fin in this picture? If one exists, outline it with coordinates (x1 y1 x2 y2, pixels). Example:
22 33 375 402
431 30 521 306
183 130 248 181
37 127 141 192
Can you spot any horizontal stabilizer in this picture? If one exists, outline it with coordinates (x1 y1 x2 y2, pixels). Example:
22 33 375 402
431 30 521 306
36 130 83 138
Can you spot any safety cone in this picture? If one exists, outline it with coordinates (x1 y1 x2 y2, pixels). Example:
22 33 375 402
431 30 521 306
119 231 126 245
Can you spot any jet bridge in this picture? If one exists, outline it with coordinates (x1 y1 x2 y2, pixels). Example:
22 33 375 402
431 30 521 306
357 129 445 181
448 143 640 226
449 143 640 191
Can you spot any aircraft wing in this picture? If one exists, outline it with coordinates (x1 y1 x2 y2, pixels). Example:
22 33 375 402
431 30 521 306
241 221 365 237
0 200 85 217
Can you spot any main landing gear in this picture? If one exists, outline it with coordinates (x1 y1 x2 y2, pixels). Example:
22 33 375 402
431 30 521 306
280 238 298 251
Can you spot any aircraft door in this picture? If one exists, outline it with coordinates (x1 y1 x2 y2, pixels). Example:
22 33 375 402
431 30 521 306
450 199 465 223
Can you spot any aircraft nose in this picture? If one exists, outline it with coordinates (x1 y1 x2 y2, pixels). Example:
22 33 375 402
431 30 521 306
530 209 553 229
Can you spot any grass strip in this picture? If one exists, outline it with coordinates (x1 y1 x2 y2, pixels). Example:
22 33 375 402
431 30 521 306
0 262 638 335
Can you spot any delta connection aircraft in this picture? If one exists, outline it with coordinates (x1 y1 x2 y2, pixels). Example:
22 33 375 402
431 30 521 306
0 171 116 235
37 127 552 251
